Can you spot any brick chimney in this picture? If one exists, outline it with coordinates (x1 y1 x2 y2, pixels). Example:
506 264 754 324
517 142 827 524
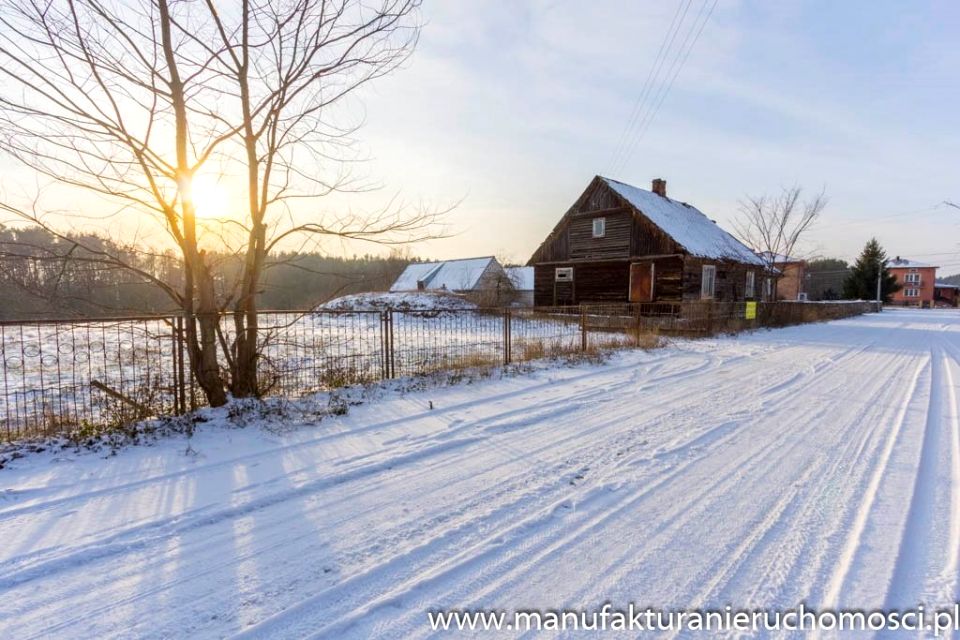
652 178 667 198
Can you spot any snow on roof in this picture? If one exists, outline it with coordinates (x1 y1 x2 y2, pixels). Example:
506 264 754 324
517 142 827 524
390 257 496 292
888 257 937 269
506 266 534 290
601 177 764 266
935 282 960 289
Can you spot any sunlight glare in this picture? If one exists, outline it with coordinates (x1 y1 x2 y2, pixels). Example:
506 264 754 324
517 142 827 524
190 174 232 220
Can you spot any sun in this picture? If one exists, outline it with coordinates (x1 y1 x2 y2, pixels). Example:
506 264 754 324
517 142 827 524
189 173 232 220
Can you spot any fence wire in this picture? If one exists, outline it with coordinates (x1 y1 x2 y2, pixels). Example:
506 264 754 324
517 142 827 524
0 316 180 441
0 301 875 441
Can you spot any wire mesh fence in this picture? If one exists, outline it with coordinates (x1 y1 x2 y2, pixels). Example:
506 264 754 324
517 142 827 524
0 300 876 442
0 316 183 441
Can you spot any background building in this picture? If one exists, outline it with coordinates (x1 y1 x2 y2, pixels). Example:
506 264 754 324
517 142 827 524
888 257 937 307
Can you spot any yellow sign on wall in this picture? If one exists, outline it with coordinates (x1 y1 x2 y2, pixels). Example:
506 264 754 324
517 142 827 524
745 301 757 320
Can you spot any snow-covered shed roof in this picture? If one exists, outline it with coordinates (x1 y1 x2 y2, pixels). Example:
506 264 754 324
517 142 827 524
601 177 765 266
888 257 937 269
390 257 497 292
506 266 534 290
935 282 960 289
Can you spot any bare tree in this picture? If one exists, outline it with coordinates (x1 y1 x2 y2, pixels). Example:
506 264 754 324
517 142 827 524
0 0 438 405
732 186 827 297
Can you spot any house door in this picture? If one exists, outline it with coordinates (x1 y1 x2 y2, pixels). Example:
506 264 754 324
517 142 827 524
629 262 655 302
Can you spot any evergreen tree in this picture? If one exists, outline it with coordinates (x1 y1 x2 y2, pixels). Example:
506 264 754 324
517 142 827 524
843 238 900 302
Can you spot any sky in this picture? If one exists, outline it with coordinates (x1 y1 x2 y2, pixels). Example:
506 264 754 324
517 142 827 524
1 1 959 271
347 0 960 270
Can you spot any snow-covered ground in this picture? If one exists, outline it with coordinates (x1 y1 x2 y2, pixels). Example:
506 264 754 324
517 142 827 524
2 308 959 638
319 291 476 311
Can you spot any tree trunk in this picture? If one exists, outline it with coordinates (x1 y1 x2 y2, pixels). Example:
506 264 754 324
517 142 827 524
230 307 259 397
185 255 228 406
229 220 266 398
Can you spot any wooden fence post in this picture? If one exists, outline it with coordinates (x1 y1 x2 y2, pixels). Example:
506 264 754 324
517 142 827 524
503 310 512 365
635 304 642 345
175 315 186 414
580 306 587 352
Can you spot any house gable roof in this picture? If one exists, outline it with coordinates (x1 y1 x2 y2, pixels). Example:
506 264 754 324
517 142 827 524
528 176 764 266
600 177 764 265
390 256 498 292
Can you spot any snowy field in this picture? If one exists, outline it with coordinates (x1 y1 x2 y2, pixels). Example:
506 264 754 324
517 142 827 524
1 308 959 637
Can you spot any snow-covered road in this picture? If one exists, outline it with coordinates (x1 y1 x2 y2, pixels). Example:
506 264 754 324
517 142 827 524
2 308 959 638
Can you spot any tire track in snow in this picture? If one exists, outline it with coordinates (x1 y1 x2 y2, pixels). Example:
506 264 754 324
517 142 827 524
3 314 929 640
564 340 910 620
702 344 923 612
227 328 892 636
0 352 702 570
294 339 902 638
820 354 928 609
926 339 960 608
7 353 761 637
883 346 945 611
0 354 678 520
229 358 812 635
0 352 700 524
227 393 770 636
0 435 491 590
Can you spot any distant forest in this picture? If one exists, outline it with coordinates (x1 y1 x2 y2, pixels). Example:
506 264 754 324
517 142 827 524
0 226 412 320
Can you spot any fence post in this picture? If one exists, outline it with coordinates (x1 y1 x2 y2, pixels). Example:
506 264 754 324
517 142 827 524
503 309 512 365
380 311 387 380
181 314 197 411
380 311 395 379
383 310 396 379
580 305 587 352
634 304 642 345
175 315 186 414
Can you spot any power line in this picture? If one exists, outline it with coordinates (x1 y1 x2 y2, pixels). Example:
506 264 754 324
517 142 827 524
606 0 694 174
613 0 719 176
816 203 952 230
611 0 719 177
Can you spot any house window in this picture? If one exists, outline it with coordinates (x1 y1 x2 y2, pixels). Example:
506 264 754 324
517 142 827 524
701 265 716 299
592 217 606 238
555 267 573 282
764 278 774 299
745 271 755 298
905 272 920 284
905 288 919 297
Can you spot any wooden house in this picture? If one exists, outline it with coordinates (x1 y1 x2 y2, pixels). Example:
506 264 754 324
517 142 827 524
527 176 766 306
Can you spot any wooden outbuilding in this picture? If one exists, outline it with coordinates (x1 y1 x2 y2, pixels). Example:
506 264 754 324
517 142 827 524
527 176 766 306
390 256 513 306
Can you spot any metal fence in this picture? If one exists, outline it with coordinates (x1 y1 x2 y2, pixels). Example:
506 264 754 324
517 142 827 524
0 316 184 441
0 300 876 442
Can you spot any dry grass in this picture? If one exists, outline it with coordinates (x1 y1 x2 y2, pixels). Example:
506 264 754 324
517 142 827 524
632 331 665 350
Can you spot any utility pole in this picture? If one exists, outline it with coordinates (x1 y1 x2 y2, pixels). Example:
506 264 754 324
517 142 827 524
876 258 883 312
